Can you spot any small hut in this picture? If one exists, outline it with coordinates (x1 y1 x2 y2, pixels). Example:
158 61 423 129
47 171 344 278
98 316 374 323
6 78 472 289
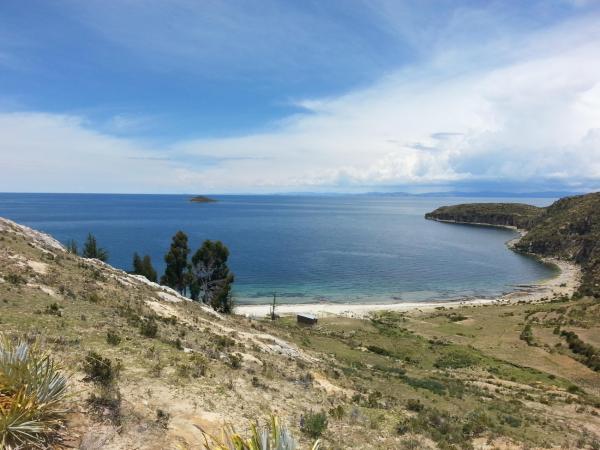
297 313 317 325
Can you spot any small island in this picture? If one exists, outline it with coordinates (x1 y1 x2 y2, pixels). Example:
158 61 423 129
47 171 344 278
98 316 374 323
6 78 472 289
189 195 217 203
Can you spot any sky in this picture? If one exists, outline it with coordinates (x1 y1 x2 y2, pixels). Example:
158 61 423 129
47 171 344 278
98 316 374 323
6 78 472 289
1 0 600 194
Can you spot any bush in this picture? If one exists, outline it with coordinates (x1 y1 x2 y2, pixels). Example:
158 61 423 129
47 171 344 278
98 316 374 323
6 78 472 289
228 353 243 369
140 318 158 338
82 351 120 387
5 273 26 285
502 414 522 427
177 354 207 379
106 330 121 346
44 302 62 317
214 334 235 350
366 345 393 357
448 313 468 322
0 335 68 449
302 411 328 439
156 409 170 429
434 350 478 369
520 323 535 346
398 406 493 447
406 399 424 412
329 405 345 419
560 330 600 371
83 352 122 424
402 376 446 395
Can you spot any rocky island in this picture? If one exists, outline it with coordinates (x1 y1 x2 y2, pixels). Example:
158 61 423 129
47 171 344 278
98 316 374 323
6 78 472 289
189 195 217 203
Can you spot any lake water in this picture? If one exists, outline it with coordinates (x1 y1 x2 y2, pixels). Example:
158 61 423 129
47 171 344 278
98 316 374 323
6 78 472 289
0 193 556 305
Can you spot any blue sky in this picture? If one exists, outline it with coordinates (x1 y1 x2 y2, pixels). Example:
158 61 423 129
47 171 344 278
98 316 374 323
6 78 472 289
1 0 600 193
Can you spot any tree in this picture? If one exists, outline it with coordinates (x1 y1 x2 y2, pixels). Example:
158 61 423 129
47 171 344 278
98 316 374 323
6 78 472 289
132 252 143 274
81 233 108 261
131 252 157 282
142 255 158 283
160 231 190 294
66 239 78 255
188 270 201 301
191 240 234 313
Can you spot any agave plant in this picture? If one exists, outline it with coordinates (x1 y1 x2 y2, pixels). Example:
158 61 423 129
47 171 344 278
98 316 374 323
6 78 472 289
0 334 68 449
201 416 321 450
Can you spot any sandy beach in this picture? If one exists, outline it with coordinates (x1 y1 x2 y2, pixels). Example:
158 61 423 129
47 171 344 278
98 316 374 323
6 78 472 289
235 233 581 319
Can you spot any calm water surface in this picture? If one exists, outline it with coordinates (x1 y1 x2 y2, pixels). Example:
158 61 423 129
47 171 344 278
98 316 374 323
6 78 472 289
0 194 556 304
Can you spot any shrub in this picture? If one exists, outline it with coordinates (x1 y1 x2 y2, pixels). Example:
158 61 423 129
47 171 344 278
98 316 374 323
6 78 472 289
406 399 424 412
448 313 468 322
329 405 345 419
190 354 208 377
520 323 535 346
402 376 446 395
214 334 235 350
83 352 122 424
0 334 68 449
106 330 121 346
434 349 478 369
140 318 158 338
398 406 492 447
366 345 393 357
156 409 170 429
82 351 120 387
177 354 207 379
44 302 62 317
560 330 600 371
5 273 26 285
171 337 183 350
301 411 328 439
502 414 522 428
228 353 243 369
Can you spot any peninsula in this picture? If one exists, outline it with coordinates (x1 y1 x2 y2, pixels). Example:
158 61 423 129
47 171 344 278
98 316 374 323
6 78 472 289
426 192 600 299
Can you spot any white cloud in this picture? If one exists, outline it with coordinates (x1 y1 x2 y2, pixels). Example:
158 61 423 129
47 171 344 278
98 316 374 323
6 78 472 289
1 13 600 193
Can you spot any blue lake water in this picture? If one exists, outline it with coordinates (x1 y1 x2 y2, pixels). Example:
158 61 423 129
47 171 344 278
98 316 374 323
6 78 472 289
0 193 557 305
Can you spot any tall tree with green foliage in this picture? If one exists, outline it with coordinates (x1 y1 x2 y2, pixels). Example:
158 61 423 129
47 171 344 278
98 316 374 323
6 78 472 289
188 270 201 301
132 252 158 282
81 233 108 261
66 239 78 255
160 231 190 294
191 240 234 313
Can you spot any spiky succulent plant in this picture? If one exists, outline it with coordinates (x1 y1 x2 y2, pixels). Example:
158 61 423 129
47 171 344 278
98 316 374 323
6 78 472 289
0 334 68 449
201 416 321 450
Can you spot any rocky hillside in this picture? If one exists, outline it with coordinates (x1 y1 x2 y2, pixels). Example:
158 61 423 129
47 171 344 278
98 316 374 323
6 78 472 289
426 192 600 297
2 216 600 449
0 217 335 449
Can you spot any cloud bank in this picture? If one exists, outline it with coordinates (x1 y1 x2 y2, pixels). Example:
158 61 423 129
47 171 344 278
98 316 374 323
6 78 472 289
1 8 599 193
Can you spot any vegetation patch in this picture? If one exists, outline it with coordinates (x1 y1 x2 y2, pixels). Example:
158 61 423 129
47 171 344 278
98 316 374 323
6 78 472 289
560 330 600 371
434 349 479 369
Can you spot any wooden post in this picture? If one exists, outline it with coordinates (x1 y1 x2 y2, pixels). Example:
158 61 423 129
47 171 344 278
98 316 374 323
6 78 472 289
271 292 277 320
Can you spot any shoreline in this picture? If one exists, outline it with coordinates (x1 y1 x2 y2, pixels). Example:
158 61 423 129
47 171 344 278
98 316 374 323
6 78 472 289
235 225 581 319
